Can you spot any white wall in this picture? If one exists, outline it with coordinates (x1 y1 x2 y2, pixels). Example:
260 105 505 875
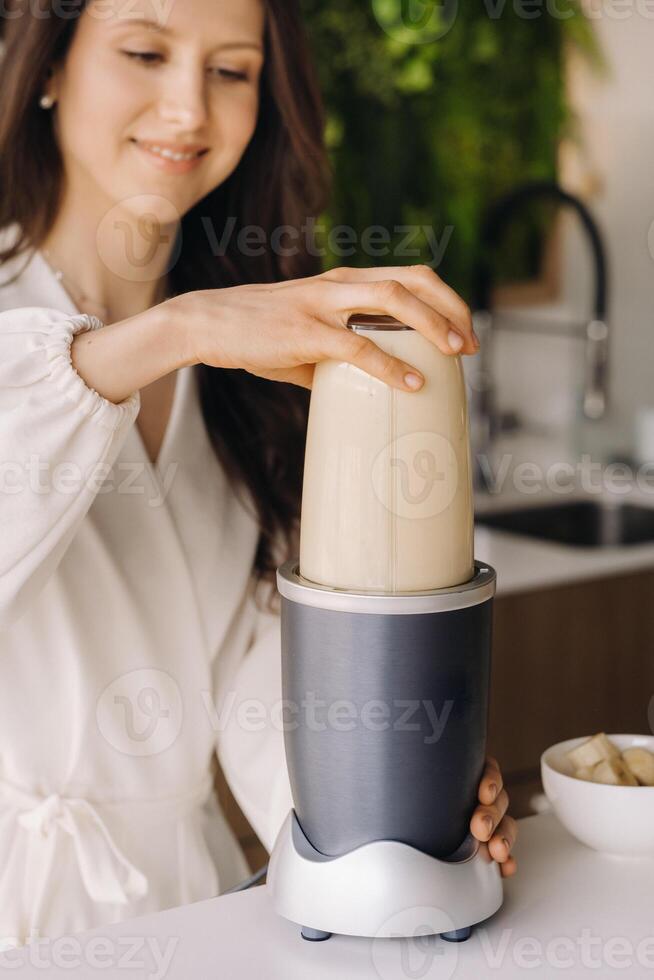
564 12 654 440
467 14 654 460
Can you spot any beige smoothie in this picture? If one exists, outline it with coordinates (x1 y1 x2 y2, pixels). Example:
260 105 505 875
299 316 474 593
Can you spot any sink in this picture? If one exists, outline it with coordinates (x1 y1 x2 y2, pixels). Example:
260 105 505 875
476 500 654 548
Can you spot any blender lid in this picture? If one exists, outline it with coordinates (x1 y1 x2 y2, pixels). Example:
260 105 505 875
277 560 496 615
347 314 414 332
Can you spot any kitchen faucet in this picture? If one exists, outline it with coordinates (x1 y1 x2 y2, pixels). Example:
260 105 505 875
470 181 610 486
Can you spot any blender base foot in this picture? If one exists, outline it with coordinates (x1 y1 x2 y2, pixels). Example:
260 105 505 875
441 927 472 943
301 926 332 941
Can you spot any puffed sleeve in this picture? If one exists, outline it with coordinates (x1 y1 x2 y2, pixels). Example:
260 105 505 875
213 579 293 856
0 307 140 629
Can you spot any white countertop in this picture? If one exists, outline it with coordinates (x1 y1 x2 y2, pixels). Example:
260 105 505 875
3 811 654 978
475 521 654 596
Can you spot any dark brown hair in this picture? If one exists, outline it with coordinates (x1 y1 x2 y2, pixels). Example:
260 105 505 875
0 0 331 606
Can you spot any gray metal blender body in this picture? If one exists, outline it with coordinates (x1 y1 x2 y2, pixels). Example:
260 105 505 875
277 561 496 861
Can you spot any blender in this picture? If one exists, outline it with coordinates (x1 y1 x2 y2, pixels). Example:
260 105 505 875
266 315 503 941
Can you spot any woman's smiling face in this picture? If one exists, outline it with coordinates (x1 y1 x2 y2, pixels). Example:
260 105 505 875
48 0 265 224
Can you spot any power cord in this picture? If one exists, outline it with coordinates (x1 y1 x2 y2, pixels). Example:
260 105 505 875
222 862 269 894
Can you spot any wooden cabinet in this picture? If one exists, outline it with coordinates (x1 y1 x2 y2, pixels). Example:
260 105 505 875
488 568 654 779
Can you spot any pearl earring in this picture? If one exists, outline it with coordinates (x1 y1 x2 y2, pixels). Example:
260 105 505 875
39 94 55 110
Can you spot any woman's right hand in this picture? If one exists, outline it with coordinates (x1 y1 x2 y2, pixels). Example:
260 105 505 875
172 264 479 391
70 264 478 406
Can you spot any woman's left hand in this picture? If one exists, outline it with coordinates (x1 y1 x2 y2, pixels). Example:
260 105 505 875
470 756 518 878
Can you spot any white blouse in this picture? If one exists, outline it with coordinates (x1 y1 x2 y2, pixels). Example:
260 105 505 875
0 225 293 948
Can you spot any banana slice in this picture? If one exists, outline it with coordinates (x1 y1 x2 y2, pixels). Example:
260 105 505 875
567 733 620 770
574 764 597 781
591 758 638 786
622 747 654 786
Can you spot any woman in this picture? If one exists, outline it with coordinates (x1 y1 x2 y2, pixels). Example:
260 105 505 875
0 0 516 948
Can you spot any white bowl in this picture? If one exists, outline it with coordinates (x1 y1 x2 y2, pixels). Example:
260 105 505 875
541 734 654 857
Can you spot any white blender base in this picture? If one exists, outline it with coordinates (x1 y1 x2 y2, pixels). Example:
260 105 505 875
268 810 503 941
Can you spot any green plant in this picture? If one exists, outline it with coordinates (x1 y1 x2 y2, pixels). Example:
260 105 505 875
299 0 598 300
